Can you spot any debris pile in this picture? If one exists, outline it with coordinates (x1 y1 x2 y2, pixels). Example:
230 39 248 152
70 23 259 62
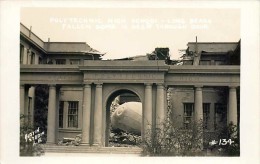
109 130 142 147
57 134 82 146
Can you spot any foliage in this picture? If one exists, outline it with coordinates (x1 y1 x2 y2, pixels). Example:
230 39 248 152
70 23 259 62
142 109 205 156
205 123 240 156
34 85 49 143
20 114 45 156
142 108 240 156
110 96 119 116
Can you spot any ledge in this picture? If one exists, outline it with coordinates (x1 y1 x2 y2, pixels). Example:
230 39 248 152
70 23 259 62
168 65 240 74
20 65 81 73
58 128 82 133
79 60 169 71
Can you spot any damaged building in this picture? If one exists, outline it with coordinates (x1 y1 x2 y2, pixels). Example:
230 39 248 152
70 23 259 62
20 23 240 150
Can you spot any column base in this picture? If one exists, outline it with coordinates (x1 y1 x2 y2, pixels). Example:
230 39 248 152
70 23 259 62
92 143 102 147
46 142 56 145
80 143 90 146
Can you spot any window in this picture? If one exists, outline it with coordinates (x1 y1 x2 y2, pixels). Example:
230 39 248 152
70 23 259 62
215 60 225 65
203 103 210 130
70 59 80 65
183 60 193 65
68 101 78 128
39 57 43 64
28 97 32 122
20 44 24 64
183 103 194 129
30 52 35 64
214 103 227 130
59 101 64 128
56 59 66 65
200 60 211 65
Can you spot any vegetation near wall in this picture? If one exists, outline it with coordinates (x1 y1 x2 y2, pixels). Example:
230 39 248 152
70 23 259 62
142 109 240 156
20 115 45 156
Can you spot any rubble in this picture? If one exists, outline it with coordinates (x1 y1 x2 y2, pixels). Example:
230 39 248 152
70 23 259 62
58 134 82 146
109 130 142 147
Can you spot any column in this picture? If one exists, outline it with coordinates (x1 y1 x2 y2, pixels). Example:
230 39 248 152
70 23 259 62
81 84 92 145
156 83 165 127
93 83 103 146
20 85 25 116
22 47 28 64
144 83 153 138
55 86 60 143
228 86 237 126
194 86 203 149
27 50 32 65
20 85 29 124
24 86 29 123
47 85 57 144
194 86 203 123
34 54 39 65
28 86 35 126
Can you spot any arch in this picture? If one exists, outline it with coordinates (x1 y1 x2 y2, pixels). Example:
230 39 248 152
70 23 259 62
104 86 143 147
104 85 144 106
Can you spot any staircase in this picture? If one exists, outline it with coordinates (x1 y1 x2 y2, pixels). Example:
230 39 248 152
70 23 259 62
42 144 143 156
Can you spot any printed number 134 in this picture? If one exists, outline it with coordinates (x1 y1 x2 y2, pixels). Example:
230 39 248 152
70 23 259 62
219 139 234 145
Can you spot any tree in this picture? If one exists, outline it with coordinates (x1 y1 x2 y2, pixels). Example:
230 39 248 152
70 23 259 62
34 84 49 143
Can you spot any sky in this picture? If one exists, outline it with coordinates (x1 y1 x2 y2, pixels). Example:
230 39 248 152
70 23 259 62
21 8 240 60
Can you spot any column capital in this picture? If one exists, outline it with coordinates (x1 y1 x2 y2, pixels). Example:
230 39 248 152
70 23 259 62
83 83 92 88
95 83 103 88
156 83 165 89
29 84 37 87
194 85 203 88
229 85 238 90
83 82 92 85
48 84 56 88
156 83 164 86
145 83 153 87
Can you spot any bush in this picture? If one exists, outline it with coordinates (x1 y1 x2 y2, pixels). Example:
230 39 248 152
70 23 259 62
142 109 240 156
20 114 45 156
142 110 204 156
205 123 240 156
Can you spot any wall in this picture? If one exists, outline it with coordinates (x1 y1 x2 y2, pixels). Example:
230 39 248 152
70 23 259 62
169 87 224 132
187 43 238 53
20 40 43 65
58 86 83 139
47 54 94 65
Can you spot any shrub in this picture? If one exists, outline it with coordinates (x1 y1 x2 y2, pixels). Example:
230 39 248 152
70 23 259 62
20 114 45 156
142 109 204 156
142 109 240 156
206 123 240 156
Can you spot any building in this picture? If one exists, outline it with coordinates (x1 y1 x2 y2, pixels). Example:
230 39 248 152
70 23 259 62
171 40 240 132
20 23 103 138
20 23 240 148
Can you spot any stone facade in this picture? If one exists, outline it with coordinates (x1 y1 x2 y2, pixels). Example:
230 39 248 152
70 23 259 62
20 23 240 147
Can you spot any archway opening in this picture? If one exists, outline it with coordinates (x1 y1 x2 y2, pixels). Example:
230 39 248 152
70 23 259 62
105 89 142 147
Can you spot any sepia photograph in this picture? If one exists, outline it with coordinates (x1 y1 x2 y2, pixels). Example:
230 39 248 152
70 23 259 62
0 0 260 164
19 7 240 157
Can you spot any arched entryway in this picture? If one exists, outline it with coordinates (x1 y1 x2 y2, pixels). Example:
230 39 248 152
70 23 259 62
105 89 143 147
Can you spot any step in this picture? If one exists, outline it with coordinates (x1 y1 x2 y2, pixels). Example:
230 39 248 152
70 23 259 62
42 145 143 155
